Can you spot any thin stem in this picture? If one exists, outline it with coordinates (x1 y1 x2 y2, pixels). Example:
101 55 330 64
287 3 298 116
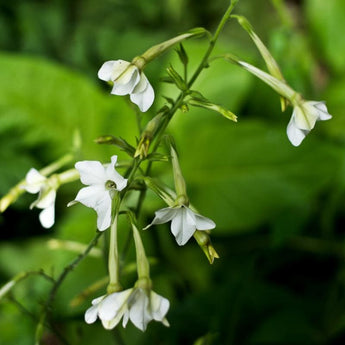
40 153 74 176
36 231 103 345
131 220 150 279
108 214 121 292
134 1 238 215
188 0 238 87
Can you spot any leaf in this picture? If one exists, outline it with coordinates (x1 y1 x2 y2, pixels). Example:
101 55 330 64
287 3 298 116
0 53 137 199
306 0 345 74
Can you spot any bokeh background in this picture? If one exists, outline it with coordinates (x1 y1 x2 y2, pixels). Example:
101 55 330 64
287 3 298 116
1 0 345 344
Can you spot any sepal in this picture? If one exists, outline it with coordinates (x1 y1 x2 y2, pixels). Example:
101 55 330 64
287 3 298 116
95 135 136 157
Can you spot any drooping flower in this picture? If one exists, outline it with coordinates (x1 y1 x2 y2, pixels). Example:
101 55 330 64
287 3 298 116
73 155 127 231
287 101 332 146
146 205 216 246
98 60 154 112
85 287 170 331
23 169 57 229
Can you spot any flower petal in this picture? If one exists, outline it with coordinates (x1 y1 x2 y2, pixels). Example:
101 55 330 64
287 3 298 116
85 304 99 324
24 169 45 194
105 156 128 191
151 207 179 225
98 289 132 321
293 104 318 131
286 116 308 146
35 189 56 209
75 185 112 231
132 73 148 93
130 75 155 112
75 160 106 186
111 65 140 96
194 213 216 230
171 207 196 246
150 291 170 322
128 288 151 331
122 309 130 328
311 101 332 121
98 61 117 81
39 204 55 229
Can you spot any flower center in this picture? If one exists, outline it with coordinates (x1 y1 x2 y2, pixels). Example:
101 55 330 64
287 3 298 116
105 180 117 190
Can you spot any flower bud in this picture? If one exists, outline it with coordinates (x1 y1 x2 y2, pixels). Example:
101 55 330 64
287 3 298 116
135 113 164 158
193 230 220 264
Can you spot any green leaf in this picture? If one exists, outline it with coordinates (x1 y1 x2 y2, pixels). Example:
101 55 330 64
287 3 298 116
306 0 345 74
0 53 137 199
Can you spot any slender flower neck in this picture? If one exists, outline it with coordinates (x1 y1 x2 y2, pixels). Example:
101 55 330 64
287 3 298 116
107 199 122 293
132 56 147 70
130 214 150 280
170 146 189 205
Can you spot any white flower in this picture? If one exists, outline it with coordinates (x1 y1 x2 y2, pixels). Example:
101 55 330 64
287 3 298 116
287 101 332 146
147 205 216 246
23 169 57 229
73 155 127 231
98 60 154 112
85 288 170 331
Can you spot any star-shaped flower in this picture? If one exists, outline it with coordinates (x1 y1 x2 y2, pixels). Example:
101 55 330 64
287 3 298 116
287 101 332 146
98 60 154 112
146 205 216 246
23 168 57 229
73 155 127 231
85 287 169 331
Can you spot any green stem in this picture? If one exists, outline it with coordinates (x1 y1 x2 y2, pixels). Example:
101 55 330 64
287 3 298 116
40 153 74 176
188 0 238 87
107 213 121 293
135 1 238 214
36 231 102 345
132 222 150 279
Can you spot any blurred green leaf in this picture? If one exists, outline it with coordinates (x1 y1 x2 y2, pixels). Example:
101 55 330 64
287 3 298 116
306 0 345 74
0 52 137 197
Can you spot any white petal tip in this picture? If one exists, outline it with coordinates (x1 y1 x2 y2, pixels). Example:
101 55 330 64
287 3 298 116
67 200 78 207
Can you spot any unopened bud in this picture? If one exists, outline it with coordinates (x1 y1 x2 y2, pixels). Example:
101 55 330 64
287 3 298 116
194 230 220 264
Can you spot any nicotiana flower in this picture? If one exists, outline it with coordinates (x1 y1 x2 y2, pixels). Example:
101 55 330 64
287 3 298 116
287 101 332 146
146 205 216 246
85 287 170 331
73 155 127 231
98 60 154 112
23 169 57 229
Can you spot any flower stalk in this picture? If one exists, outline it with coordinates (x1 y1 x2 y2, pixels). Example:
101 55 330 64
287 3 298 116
107 195 122 293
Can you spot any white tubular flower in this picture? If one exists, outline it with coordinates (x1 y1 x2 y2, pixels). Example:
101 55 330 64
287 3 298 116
98 60 154 112
85 288 170 332
287 101 332 146
73 155 127 231
24 169 57 229
146 205 216 246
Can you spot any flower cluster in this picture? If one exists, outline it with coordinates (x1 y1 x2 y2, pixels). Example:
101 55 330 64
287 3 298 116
85 287 169 331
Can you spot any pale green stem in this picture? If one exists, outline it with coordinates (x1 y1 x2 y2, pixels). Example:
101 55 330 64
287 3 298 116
57 169 79 184
40 153 74 176
127 211 150 280
170 146 188 205
107 214 121 293
188 0 238 87
132 222 150 280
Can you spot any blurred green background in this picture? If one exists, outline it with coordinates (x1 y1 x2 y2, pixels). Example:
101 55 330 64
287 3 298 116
1 0 345 344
